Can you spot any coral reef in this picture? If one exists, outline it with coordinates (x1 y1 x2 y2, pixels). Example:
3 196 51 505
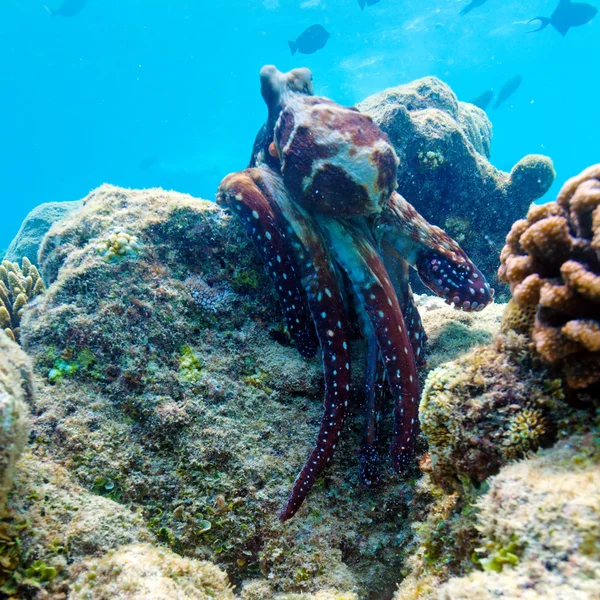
358 77 555 296
499 164 600 388
0 334 32 511
419 332 570 488
4 200 81 265
0 258 45 342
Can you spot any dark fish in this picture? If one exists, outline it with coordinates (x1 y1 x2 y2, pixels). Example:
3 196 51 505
288 24 331 56
528 0 597 35
358 0 381 8
45 0 87 17
139 157 159 170
493 76 523 109
472 89 494 111
460 0 488 16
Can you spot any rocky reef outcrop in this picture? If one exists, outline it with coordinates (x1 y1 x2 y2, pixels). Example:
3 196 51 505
358 77 555 297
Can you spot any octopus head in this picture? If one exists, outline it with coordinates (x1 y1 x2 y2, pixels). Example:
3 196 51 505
416 249 494 311
260 66 399 218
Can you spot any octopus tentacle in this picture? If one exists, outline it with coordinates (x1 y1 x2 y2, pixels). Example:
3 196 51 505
261 173 353 521
359 333 387 487
323 218 420 472
217 170 319 359
373 192 494 311
380 240 427 367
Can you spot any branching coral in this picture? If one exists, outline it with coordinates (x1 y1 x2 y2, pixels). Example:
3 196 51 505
0 258 45 342
499 164 600 388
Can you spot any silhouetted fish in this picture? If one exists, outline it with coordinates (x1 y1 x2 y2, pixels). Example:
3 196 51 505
472 89 494 111
288 25 331 56
460 0 488 16
493 76 523 109
358 0 381 8
45 0 87 17
528 0 597 35
139 157 159 170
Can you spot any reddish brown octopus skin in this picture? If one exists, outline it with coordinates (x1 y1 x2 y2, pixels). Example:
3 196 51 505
217 65 494 521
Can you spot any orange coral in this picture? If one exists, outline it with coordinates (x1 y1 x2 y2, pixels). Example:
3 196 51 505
499 165 600 388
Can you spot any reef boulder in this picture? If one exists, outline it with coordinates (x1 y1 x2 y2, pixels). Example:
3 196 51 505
5 200 82 265
358 77 555 297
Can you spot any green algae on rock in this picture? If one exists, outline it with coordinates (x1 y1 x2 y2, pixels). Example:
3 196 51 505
19 184 411 597
420 332 569 489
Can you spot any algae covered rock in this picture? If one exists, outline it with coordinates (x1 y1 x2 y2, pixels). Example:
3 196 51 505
70 543 235 600
0 333 32 510
18 184 408 597
358 77 555 297
438 434 600 600
419 332 570 488
5 200 82 265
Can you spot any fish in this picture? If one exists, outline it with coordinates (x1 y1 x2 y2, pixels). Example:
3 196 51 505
44 0 87 17
288 24 331 56
460 0 488 16
139 157 159 170
528 0 597 36
358 0 381 8
493 76 523 109
472 89 494 111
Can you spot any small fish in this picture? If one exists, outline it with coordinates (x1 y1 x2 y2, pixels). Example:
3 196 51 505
472 89 494 111
45 0 87 17
460 0 488 16
288 24 331 56
139 157 159 170
358 0 381 8
528 0 597 36
493 76 523 109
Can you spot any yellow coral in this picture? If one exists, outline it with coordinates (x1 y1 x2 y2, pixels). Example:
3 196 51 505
502 408 547 460
95 230 142 262
0 258 45 342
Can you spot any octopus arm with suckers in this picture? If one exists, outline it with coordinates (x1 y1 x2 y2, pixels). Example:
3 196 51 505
217 65 494 521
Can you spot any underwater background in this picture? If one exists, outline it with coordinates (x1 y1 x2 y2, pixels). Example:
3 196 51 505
1 0 599 249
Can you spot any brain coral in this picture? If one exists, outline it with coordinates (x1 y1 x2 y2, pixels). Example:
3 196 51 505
499 164 600 388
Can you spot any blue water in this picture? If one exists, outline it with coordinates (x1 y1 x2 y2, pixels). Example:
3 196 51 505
1 0 598 249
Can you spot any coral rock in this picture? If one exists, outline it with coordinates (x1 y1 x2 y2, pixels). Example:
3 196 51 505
0 334 32 510
358 77 555 296
5 200 82 265
499 164 600 388
70 543 235 600
419 333 567 487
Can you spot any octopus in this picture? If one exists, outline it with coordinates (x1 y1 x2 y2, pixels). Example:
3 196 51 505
217 66 494 521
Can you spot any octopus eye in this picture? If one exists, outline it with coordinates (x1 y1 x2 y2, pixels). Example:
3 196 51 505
269 141 279 158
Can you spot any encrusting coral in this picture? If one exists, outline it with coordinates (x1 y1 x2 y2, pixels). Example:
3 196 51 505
0 258 45 342
419 332 568 488
499 164 600 388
